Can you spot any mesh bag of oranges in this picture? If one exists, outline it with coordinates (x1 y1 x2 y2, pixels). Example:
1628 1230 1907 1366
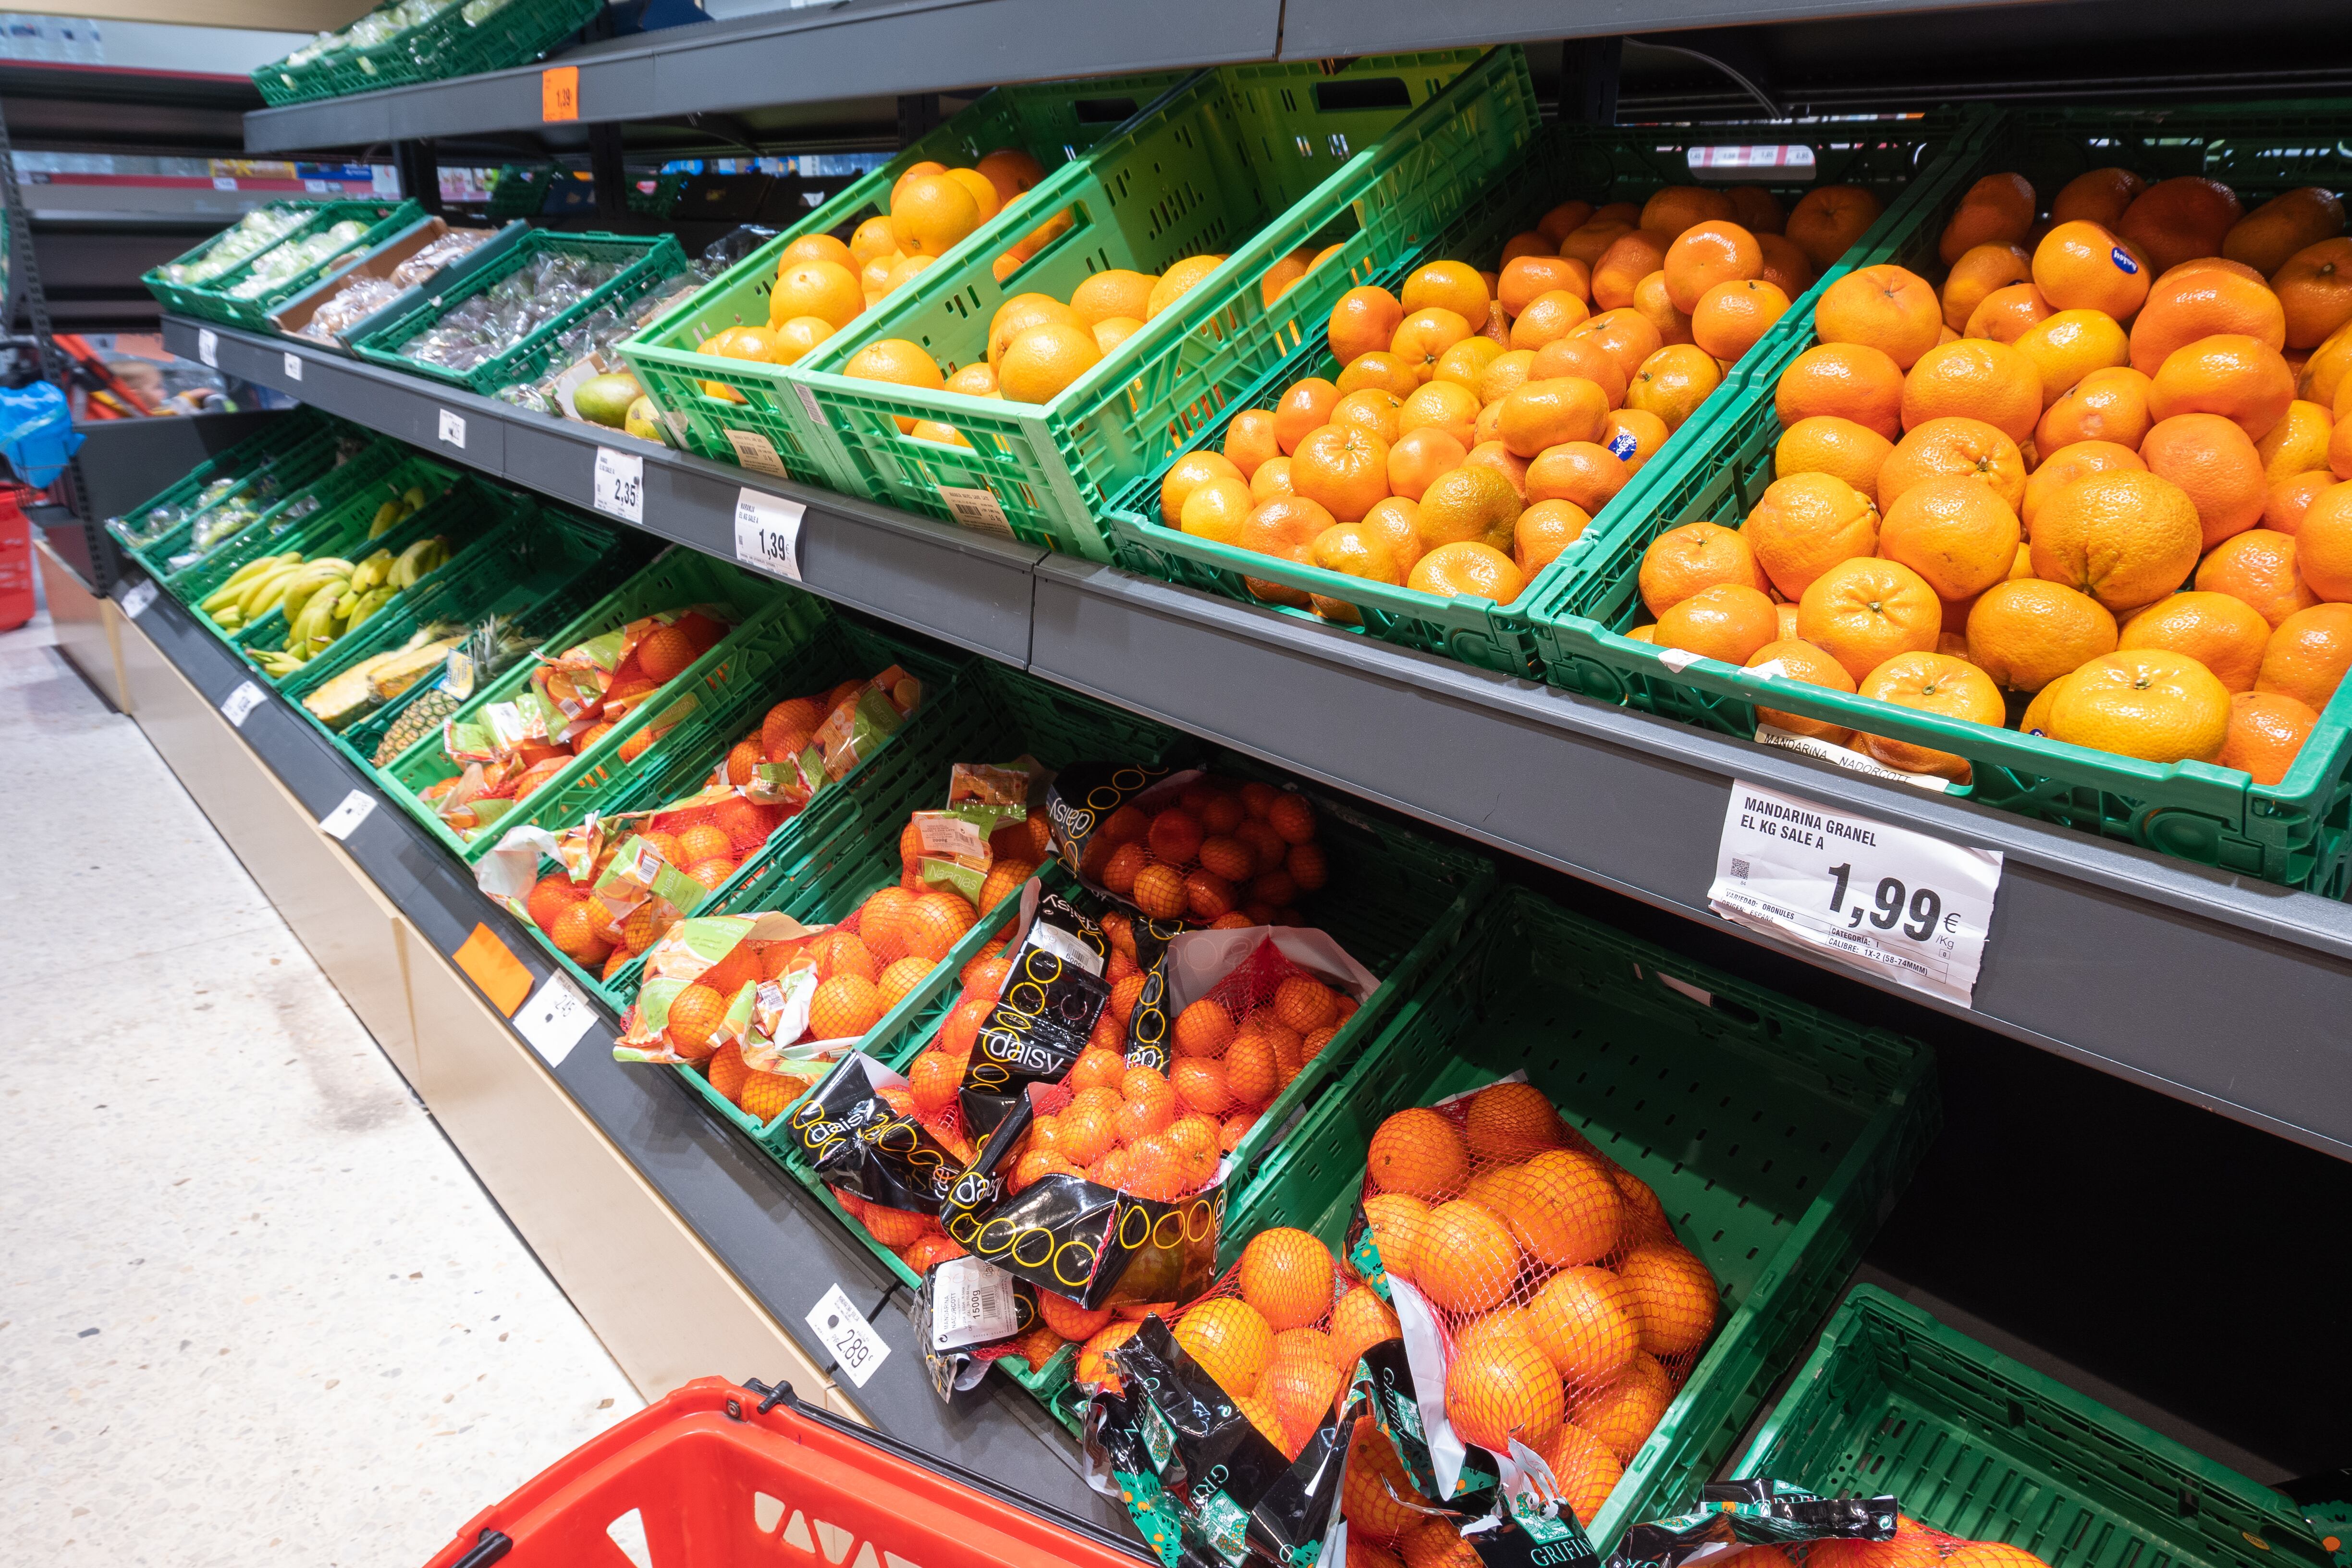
793 1050 972 1248
1049 763 1335 929
421 605 733 839
1342 1077 1721 1529
1076 1227 1368 1568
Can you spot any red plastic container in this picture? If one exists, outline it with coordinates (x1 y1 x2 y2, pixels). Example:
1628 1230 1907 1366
422 1379 1152 1568
0 486 33 632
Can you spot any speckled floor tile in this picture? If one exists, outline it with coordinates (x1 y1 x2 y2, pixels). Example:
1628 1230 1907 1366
0 636 645 1568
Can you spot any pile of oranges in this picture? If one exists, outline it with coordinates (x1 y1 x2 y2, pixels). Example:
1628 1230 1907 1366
1633 166 2352 783
1150 182 1884 619
1355 1081 1718 1530
1078 774 1329 925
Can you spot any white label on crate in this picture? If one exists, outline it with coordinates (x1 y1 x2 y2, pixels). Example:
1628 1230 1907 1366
196 329 219 368
120 579 158 619
514 971 597 1066
935 484 1013 539
724 426 789 477
793 381 825 428
1752 723 1954 794
662 410 689 442
930 1256 1022 1351
282 351 303 382
317 789 377 841
732 487 804 583
591 445 644 525
1655 645 1700 674
437 408 466 449
220 679 264 727
807 1282 890 1387
1708 778 2002 1008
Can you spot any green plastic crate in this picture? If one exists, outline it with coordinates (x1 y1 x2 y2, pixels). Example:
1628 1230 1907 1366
1737 1286 2331 1568
376 547 793 861
1527 100 2352 891
333 510 651 769
144 200 424 331
355 231 690 396
774 50 1491 551
620 70 1195 485
487 163 565 220
109 411 350 583
141 203 342 313
252 0 596 105
1225 883 1939 1551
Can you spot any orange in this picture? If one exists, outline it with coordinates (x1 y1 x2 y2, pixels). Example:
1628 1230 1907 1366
942 167 1000 222
1899 337 2043 443
1068 268 1156 328
1499 377 1609 458
1744 470 1879 598
2140 412 2268 550
1604 408 1670 473
1178 477 1253 546
1531 333 1631 405
1416 464 1523 555
1747 638 1861 740
1402 260 1491 324
2267 471 2339 533
1559 220 1634 270
1311 520 1404 593
1464 440 1529 497
1384 428 1465 504
1755 232 1812 298
1786 185 1883 271
767 252 865 330
1331 286 1407 363
1399 379 1480 449
1433 336 1505 393
1815 264 1942 369
879 254 935 295
1361 1193 1432 1282
997 321 1100 404
1630 271 1697 351
1331 387 1405 444
1966 579 2117 691
1527 1266 1641 1389
1592 230 1672 311
1939 173 2036 265
987 294 1076 364
1242 494 1337 566
1776 342 1905 440
974 147 1044 204
847 215 899 268
1640 519 1770 613
1798 556 1943 682
765 315 837 365
1409 541 1526 602
1445 1333 1565 1453
890 173 981 257
1338 350 1422 398
1941 242 2034 332
1691 279 1788 362
2257 602 2352 709
1963 281 2054 344
1223 409 1281 480
2049 649 2232 761
1878 416 2027 513
2013 309 2131 408
1877 474 2022 600
1501 254 1592 315
1775 417 1892 509
1495 1149 1625 1269
1535 1422 1626 1529
2038 364 2154 451
2198 528 2321 627
1146 254 1225 319
1625 344 1722 431
1160 449 1246 524
1273 377 1341 454
1526 441 1629 514
1239 1227 1336 1331
1569 1352 1674 1465
2053 167 2145 226
1570 308 1666 382
809 972 885 1041
1510 289 1594 351
2031 469 2203 613
1343 1415 1428 1541
1391 306 1474 380
1416 1199 1521 1312
2117 176 2243 276
1537 201 1598 246
1653 583 1779 665
1642 186 1734 236
2033 220 2151 319
2298 480 2352 599
943 360 998 399
1518 500 1592 575
2275 238 2352 351
2220 689 2320 783
1175 1298 1274 1395
1368 1106 1469 1199
1859 649 2004 777
2147 332 2297 441
1613 1244 1718 1359
1662 221 1762 313
2129 265 2288 374
1727 185 1786 235
2256 399 2336 483
2119 590 2272 691
842 339 945 429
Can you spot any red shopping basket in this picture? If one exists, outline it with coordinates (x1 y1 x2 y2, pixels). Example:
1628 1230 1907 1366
423 1378 1153 1568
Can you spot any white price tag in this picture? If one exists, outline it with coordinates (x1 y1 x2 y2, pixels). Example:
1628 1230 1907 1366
1752 723 1953 793
437 408 466 449
930 1255 1021 1350
591 446 644 525
732 487 804 582
282 351 303 382
220 680 265 728
513 971 598 1066
723 426 789 477
935 483 1013 539
806 1282 890 1387
1708 778 2002 1007
120 579 158 619
317 789 377 841
211 174 236 192
196 329 219 368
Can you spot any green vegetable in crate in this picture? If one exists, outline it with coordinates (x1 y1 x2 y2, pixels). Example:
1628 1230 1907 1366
163 205 309 286
302 621 468 728
370 612 539 762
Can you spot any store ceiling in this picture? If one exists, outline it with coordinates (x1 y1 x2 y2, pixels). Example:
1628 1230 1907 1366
56 0 371 29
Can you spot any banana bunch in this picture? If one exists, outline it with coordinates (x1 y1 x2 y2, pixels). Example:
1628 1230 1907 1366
367 485 431 539
386 534 448 589
249 536 453 677
199 550 306 631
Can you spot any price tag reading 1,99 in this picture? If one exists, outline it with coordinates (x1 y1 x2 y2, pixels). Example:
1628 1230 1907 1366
1707 778 2003 1008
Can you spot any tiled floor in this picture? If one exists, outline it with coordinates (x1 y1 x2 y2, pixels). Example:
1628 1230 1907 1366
0 589 644 1567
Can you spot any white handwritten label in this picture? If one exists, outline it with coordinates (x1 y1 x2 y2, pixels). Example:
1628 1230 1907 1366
806 1282 890 1387
1752 723 1953 793
437 408 466 449
1708 778 2001 1008
591 445 644 525
930 1255 1021 1350
196 329 219 368
935 483 1013 539
220 679 265 727
120 579 158 619
317 789 377 841
723 426 789 477
282 351 303 382
732 487 804 582
513 971 597 1066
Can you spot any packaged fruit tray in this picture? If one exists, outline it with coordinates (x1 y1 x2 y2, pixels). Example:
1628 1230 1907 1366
776 49 1491 554
375 547 795 861
1738 1285 2332 1568
110 410 352 584
1528 100 2352 890
623 69 1193 485
515 608 972 1008
1226 883 1938 1551
354 231 690 396
145 200 425 331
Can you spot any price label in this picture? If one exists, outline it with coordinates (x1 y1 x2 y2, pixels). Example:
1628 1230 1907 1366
806 1282 891 1387
513 971 597 1066
317 789 377 841
282 351 303 382
540 64 579 122
930 1256 1021 1350
196 329 219 368
591 445 644 525
120 579 158 619
220 680 265 728
793 382 826 428
1752 723 1952 793
935 483 1013 539
723 426 789 477
733 487 804 582
211 174 237 192
437 409 466 449
1708 778 2001 1007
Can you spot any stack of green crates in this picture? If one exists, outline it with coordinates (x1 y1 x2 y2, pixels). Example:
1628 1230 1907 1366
143 200 424 331
107 410 352 585
252 0 600 107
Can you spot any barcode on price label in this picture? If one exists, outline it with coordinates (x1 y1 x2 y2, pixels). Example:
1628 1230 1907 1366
732 487 804 582
220 680 265 727
935 484 1013 539
513 971 597 1066
1708 778 2001 1007
592 446 644 525
723 427 789 477
437 409 466 449
282 352 303 382
807 1283 891 1387
931 1255 1021 1349
120 579 158 619
197 329 219 368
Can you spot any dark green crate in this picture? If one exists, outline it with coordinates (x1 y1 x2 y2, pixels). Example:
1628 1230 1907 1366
1225 883 1938 1550
1737 1286 2332 1568
487 164 566 220
145 200 423 331
401 0 599 86
142 203 343 312
109 411 350 583
1526 100 2352 891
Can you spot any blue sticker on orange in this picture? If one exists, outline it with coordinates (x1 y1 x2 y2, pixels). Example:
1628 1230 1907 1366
1609 429 1640 459
2110 246 2140 275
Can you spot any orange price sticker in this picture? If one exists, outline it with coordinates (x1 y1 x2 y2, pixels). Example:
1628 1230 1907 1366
541 64 579 122
453 922 534 1017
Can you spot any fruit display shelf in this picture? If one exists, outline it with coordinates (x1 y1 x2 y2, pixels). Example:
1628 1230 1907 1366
159 311 2352 1167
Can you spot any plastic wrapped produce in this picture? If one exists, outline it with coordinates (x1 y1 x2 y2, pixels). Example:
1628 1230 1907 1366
166 206 310 285
294 276 407 343
388 227 492 289
229 220 370 299
499 266 700 416
395 250 625 375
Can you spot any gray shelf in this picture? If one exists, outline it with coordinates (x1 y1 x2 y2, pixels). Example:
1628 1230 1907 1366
159 315 2352 1165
